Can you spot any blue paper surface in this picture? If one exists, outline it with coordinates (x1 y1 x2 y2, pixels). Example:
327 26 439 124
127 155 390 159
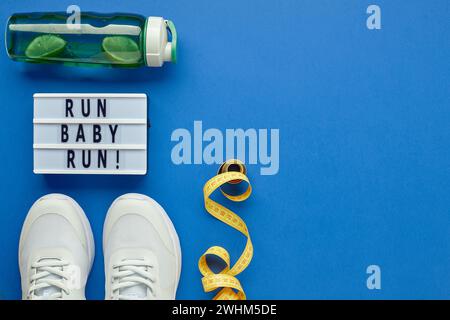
0 0 448 299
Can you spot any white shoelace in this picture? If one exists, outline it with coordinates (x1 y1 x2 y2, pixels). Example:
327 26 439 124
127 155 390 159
111 259 156 300
28 259 70 300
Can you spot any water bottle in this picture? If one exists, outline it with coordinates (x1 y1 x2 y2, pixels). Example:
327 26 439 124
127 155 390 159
6 12 177 68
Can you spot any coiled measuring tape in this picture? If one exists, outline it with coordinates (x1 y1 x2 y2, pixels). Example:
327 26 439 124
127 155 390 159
198 159 253 300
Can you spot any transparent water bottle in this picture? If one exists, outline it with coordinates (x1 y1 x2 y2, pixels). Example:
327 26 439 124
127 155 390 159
6 12 177 68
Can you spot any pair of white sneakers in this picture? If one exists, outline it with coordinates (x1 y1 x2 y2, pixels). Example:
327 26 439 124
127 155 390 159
18 193 181 300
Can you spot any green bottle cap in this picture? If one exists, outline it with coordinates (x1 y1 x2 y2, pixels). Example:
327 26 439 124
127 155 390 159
166 20 177 64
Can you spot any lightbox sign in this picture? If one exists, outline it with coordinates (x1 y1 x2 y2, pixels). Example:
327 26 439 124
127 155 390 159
33 93 147 175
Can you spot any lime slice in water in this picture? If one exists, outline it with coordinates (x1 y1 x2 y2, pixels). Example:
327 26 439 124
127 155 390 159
25 34 67 59
102 36 140 64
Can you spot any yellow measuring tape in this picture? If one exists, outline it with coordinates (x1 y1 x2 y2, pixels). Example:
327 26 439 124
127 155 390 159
198 159 253 300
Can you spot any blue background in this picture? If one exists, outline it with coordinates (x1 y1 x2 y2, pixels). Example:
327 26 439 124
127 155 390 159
0 0 448 299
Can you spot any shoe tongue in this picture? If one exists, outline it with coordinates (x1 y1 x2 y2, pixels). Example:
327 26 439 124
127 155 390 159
119 265 148 299
120 284 147 299
34 258 63 298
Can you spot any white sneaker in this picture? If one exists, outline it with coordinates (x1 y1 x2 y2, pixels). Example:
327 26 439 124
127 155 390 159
103 193 181 300
18 194 95 300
